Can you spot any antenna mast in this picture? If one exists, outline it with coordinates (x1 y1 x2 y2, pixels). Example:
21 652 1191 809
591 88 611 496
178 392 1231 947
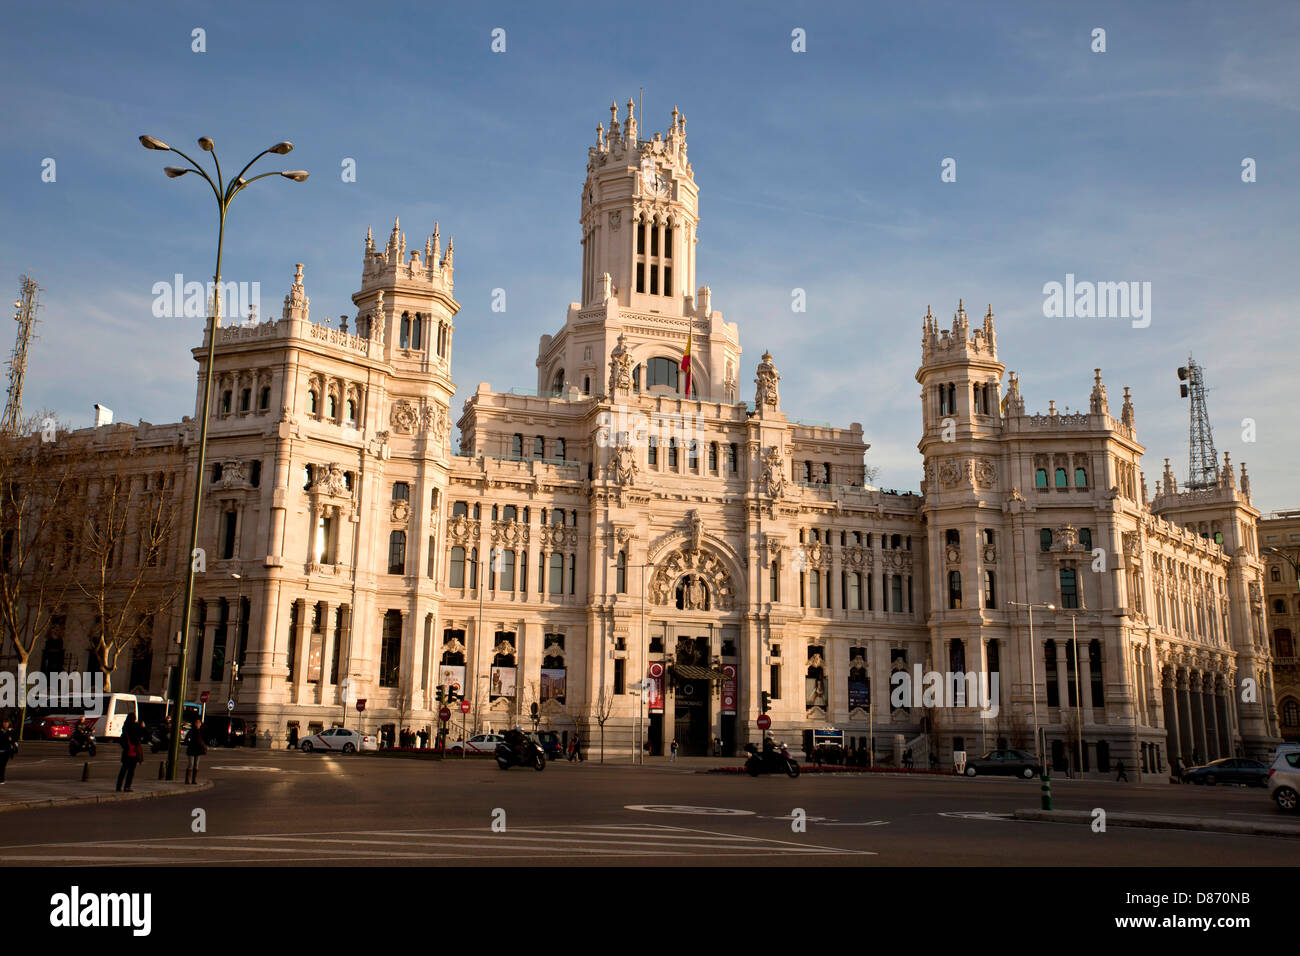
2 274 41 436
1177 355 1218 490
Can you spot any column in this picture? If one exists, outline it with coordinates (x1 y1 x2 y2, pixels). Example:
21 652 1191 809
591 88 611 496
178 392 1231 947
1190 672 1209 763
1203 675 1220 759
291 598 309 707
1214 680 1231 760
1162 667 1182 765
1176 670 1194 765
1080 644 1095 722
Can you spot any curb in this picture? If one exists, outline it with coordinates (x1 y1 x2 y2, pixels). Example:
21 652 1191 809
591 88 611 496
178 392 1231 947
1012 808 1300 838
0 780 213 815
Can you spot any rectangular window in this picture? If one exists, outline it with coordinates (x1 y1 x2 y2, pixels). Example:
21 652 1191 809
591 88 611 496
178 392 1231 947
727 444 738 474
613 657 625 695
649 264 658 295
449 547 465 588
891 575 903 613
663 266 671 296
848 572 861 610
379 612 402 688
810 570 821 609
769 561 779 602
1060 569 1079 609
636 262 645 294
500 550 516 591
549 553 563 595
222 511 237 560
770 664 781 700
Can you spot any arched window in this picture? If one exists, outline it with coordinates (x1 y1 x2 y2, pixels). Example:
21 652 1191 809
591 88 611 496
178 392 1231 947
534 436 544 458
1055 467 1068 488
392 482 409 502
645 357 679 389
345 399 356 425
308 390 318 415
616 550 627 594
728 444 738 474
239 388 251 412
259 386 272 410
449 547 466 588
822 462 831 484
948 571 962 609
556 438 566 462
511 434 523 457
668 439 678 468
400 312 411 348
1281 698 1300 728
388 531 406 575
551 369 565 396
1060 568 1079 609
326 394 337 420
1075 466 1088 488
411 313 422 350
804 461 813 483
708 443 718 472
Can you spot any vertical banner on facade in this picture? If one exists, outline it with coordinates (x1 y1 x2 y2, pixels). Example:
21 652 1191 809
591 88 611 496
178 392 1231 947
806 675 828 709
307 635 323 683
438 665 465 698
540 667 566 704
848 680 870 711
647 661 664 713
721 663 737 715
490 665 517 698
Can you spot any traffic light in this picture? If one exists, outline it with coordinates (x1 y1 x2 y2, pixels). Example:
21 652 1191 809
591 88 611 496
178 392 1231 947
760 691 771 714
436 686 445 704
530 702 539 719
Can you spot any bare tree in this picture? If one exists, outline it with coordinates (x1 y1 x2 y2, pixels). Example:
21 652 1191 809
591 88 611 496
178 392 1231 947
69 446 182 692
0 415 77 733
592 689 616 763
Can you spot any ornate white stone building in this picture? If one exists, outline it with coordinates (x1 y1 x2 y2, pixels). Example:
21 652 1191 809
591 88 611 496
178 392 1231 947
4 100 1281 769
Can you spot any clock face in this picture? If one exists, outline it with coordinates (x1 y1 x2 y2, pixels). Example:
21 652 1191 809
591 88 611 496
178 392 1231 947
642 160 668 196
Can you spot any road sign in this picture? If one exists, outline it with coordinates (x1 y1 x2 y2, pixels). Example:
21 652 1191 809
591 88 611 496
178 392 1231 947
199 691 210 704
439 706 451 722
757 714 771 731
460 700 470 714
226 699 235 712
648 662 664 678
356 699 367 713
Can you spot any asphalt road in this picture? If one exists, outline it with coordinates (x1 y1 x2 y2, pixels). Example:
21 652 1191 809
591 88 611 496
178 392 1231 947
0 745 1293 866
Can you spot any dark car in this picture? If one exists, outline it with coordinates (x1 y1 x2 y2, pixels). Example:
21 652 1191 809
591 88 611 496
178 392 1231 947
530 731 562 760
201 716 247 748
964 749 1042 779
1181 757 1269 787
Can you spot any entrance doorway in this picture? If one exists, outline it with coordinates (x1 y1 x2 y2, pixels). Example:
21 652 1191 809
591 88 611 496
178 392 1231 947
674 679 709 755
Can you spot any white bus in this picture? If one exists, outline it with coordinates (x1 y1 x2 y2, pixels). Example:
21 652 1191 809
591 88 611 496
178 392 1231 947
70 693 167 739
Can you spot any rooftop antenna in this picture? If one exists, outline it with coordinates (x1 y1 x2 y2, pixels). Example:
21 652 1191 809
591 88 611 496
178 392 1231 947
2 274 42 436
639 87 643 136
1177 355 1219 490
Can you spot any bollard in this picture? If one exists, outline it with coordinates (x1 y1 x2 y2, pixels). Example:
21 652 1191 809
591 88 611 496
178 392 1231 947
158 761 165 780
81 761 90 782
1040 771 1053 810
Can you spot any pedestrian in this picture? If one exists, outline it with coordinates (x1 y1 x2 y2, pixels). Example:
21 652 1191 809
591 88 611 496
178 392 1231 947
1116 759 1128 782
572 732 583 762
670 739 679 762
0 718 16 784
287 723 299 750
929 751 939 771
185 718 207 785
116 714 143 792
903 747 913 769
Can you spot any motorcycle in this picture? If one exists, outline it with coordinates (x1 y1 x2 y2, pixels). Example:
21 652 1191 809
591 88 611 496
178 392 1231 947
68 723 97 757
495 739 546 771
744 742 800 778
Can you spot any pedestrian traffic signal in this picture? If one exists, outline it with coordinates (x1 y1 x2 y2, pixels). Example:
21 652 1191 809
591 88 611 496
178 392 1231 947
436 686 445 704
530 702 539 718
760 691 771 714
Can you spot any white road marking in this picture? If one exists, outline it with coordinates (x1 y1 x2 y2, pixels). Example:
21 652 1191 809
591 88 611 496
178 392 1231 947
624 804 755 815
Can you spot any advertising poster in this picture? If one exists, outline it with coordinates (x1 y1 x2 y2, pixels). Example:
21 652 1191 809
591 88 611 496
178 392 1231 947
438 664 465 698
647 667 664 713
806 675 828 709
307 634 323 683
848 680 870 710
540 667 566 704
490 665 517 698
721 663 737 715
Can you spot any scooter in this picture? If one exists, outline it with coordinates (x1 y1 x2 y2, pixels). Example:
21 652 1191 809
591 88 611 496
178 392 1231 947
495 739 546 771
744 742 800 778
68 723 97 757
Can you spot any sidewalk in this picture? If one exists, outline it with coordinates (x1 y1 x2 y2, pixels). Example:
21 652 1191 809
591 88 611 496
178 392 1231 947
1013 808 1300 838
0 767 211 813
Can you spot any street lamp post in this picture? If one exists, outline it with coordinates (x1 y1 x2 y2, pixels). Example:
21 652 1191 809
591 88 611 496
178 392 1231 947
141 134 307 780
1068 611 1084 778
228 573 244 715
1009 601 1056 772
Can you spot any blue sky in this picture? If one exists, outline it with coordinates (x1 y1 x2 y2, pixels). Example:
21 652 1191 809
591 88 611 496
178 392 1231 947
1 0 1297 510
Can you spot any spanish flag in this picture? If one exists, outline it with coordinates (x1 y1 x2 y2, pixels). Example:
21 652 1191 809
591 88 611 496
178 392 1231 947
681 330 693 398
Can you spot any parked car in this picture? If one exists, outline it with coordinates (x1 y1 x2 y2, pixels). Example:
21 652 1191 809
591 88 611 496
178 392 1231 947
1181 757 1270 787
446 733 505 754
963 749 1042 779
298 727 377 753
24 714 76 740
1267 750 1300 811
201 716 248 748
530 731 562 760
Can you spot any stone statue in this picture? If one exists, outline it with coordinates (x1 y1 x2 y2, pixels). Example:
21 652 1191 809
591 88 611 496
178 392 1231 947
608 333 634 393
611 437 637 486
755 351 781 408
761 446 785 498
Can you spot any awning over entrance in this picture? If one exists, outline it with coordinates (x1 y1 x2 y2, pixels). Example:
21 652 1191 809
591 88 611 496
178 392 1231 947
670 664 727 682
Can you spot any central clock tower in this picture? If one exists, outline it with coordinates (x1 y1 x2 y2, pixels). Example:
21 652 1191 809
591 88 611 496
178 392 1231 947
580 99 699 316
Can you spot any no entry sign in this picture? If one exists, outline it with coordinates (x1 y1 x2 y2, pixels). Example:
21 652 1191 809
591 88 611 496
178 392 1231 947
756 714 771 731
356 699 367 713
460 700 470 714
439 706 451 722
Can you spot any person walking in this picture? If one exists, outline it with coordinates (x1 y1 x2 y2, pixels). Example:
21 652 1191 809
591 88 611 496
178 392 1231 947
0 718 16 784
116 714 143 792
669 739 679 762
1115 759 1128 782
287 723 299 750
571 731 583 763
185 718 208 785
903 747 913 769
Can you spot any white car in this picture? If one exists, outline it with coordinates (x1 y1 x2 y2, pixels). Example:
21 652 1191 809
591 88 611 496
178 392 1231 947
298 728 377 753
446 733 505 754
1268 750 1300 811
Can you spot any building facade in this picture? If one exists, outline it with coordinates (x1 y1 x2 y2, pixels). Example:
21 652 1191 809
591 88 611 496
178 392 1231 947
1259 512 1300 742
1 100 1282 768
